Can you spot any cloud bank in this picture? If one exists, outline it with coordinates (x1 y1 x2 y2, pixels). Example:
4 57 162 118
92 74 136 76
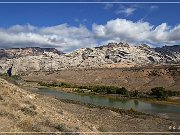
93 19 180 46
0 19 180 52
0 24 96 52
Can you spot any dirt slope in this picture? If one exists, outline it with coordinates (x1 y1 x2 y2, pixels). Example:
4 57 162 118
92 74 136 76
23 66 180 92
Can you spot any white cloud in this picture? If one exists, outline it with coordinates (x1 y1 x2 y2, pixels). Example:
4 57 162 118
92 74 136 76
93 18 180 46
150 5 159 11
116 4 158 17
116 7 136 16
0 24 96 52
115 4 140 16
0 18 180 52
74 18 87 24
7 24 37 32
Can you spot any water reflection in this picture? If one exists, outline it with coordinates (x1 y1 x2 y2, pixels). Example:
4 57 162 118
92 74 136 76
134 100 139 106
150 102 168 109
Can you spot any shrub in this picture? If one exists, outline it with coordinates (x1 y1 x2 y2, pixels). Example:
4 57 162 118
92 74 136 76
116 87 128 95
89 85 129 95
21 107 37 116
90 85 123 94
74 88 85 93
90 85 109 93
60 82 72 88
106 86 117 94
39 82 73 88
38 81 130 96
166 90 180 97
130 90 139 97
129 108 136 113
151 87 168 99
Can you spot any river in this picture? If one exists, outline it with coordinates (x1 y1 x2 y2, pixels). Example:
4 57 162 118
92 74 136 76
36 87 180 122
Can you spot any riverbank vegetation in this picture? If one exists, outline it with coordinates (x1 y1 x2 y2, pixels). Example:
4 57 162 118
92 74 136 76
38 81 180 101
1 73 180 104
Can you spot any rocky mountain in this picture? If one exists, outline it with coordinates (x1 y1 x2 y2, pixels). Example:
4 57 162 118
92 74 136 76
155 45 180 63
0 47 64 59
0 42 179 75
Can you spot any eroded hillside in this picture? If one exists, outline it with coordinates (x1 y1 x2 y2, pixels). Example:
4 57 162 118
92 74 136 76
23 65 180 92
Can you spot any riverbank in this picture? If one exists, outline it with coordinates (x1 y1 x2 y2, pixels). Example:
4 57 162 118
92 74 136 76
35 83 180 106
4 71 180 106
33 87 180 122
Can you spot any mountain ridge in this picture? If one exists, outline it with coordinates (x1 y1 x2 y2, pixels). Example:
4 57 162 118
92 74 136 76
0 42 179 75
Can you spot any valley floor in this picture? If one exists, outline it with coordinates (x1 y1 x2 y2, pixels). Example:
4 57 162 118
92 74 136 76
0 77 179 133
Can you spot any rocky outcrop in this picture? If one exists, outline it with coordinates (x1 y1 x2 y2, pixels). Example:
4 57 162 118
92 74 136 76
155 45 180 63
0 43 179 75
0 47 64 59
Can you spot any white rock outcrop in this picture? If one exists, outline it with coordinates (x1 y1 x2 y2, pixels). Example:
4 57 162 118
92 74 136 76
0 42 179 75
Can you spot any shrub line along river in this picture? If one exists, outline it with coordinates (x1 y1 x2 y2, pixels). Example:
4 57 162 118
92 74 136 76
35 87 180 122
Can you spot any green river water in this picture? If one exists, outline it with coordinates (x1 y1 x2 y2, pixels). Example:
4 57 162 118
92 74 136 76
36 87 180 122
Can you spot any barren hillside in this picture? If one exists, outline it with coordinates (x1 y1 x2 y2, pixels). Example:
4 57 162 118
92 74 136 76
23 65 180 92
0 77 178 132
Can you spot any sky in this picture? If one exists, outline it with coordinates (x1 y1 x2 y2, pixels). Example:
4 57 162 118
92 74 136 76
0 1 180 52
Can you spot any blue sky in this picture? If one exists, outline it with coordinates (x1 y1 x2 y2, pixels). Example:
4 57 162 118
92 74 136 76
0 4 180 27
0 2 180 52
